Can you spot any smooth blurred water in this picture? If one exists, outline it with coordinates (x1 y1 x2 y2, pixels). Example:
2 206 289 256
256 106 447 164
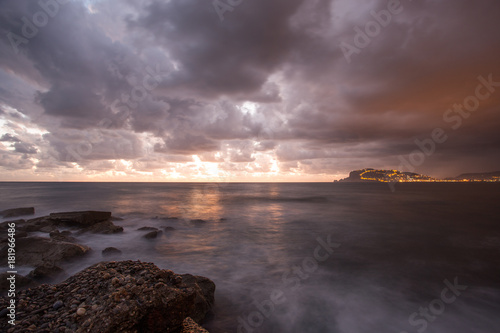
1 182 499 333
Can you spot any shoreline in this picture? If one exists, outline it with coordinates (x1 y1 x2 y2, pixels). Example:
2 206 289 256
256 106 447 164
0 208 215 332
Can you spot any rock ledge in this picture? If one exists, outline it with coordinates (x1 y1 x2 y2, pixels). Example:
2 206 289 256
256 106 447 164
0 260 215 333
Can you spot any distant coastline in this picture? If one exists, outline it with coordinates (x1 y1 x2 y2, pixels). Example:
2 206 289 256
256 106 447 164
336 168 500 183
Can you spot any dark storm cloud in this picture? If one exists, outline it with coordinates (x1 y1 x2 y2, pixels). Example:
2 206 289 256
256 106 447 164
0 0 499 178
154 133 219 155
13 141 38 154
0 133 20 142
0 153 34 170
44 129 144 162
1 1 115 127
128 0 313 98
270 0 500 173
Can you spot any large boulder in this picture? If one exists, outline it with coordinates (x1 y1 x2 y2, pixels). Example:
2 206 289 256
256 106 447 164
27 264 66 282
0 261 215 332
180 274 216 323
49 211 112 226
0 207 34 218
0 237 90 267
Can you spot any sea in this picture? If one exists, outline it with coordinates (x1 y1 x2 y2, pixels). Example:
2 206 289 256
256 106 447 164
1 182 499 333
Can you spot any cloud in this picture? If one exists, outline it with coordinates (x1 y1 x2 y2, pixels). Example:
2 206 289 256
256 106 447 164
0 152 34 170
0 0 499 180
0 133 21 142
13 141 38 154
128 0 309 98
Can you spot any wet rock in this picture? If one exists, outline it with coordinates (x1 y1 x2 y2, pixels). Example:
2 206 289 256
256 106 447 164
155 216 179 222
28 264 66 282
0 237 90 267
22 216 56 232
0 207 35 218
190 219 207 225
0 225 29 241
180 274 216 322
143 230 162 239
0 220 28 244
0 219 25 229
49 230 77 243
102 247 122 257
137 226 158 231
49 211 112 227
0 261 215 332
0 273 38 295
78 220 123 234
53 300 64 310
16 230 28 238
163 226 176 231
181 317 209 333
39 225 57 233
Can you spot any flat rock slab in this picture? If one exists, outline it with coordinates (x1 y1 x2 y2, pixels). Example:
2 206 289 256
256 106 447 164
0 236 90 267
49 211 112 226
0 260 215 333
0 207 35 218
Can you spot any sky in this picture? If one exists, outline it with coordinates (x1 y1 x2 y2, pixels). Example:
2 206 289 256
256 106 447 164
0 0 499 182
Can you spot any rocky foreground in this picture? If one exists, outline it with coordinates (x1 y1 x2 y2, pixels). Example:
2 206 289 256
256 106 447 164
0 210 131 281
0 208 216 332
0 261 215 332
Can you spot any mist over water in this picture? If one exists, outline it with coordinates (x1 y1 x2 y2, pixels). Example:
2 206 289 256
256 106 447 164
1 182 500 332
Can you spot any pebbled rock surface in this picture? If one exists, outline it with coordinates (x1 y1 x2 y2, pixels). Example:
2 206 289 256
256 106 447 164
0 261 215 333
181 317 209 333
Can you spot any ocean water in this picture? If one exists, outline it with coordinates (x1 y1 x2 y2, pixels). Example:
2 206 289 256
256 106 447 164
1 182 500 333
